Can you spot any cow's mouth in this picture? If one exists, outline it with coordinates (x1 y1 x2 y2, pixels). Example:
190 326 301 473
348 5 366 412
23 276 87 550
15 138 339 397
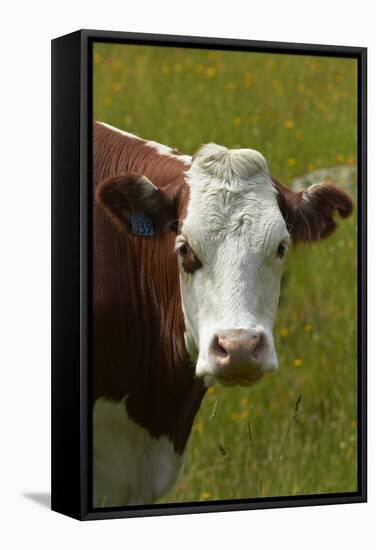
215 371 264 387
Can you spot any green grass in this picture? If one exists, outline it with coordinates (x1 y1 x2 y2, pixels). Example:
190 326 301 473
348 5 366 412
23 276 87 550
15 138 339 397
93 43 358 502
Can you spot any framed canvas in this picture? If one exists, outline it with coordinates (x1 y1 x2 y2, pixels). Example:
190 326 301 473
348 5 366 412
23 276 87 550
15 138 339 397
51 29 367 520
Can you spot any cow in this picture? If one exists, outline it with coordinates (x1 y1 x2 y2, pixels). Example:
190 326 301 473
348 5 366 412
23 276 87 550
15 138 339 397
92 120 353 507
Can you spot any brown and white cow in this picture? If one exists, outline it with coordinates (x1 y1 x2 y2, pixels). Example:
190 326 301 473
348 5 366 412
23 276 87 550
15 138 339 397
93 121 353 506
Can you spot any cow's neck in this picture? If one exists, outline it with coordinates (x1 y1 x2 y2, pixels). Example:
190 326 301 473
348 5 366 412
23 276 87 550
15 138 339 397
93 122 206 453
123 230 206 453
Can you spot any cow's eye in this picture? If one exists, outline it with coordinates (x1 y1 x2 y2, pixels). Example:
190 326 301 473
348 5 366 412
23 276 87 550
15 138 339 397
277 242 288 259
178 243 189 257
176 240 202 273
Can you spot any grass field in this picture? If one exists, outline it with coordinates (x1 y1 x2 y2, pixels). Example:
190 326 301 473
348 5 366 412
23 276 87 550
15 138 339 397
93 43 358 502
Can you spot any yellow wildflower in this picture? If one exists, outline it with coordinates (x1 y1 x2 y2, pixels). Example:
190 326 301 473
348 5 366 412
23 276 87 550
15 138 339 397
93 53 102 64
293 358 303 368
280 328 289 337
287 158 297 167
193 421 203 433
207 387 215 396
207 67 216 77
284 120 295 129
201 491 212 500
111 82 122 93
244 72 254 87
336 153 345 163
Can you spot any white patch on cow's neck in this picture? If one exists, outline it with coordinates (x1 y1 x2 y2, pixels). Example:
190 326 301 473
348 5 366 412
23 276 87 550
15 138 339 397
145 140 192 165
98 121 141 141
93 397 183 507
97 121 192 166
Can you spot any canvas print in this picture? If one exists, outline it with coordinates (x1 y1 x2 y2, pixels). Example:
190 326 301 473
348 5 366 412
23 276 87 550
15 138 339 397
92 43 357 508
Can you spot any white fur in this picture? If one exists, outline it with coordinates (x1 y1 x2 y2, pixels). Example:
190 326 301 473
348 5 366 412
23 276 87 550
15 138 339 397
93 397 183 507
180 143 290 387
192 143 268 183
145 140 192 165
98 121 140 141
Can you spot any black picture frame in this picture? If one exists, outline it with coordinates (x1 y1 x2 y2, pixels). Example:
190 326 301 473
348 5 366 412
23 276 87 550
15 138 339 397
51 29 367 521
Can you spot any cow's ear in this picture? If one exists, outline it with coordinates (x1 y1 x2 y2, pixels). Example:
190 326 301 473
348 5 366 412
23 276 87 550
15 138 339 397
273 178 353 242
96 173 175 235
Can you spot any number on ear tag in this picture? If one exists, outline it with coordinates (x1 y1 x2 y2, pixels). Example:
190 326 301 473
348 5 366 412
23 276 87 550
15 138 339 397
129 212 155 236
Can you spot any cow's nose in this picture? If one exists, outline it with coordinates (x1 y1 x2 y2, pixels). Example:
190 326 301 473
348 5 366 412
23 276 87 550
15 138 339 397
210 329 264 370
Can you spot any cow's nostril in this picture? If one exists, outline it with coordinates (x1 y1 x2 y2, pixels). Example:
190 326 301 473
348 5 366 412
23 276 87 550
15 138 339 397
251 334 263 356
212 335 229 358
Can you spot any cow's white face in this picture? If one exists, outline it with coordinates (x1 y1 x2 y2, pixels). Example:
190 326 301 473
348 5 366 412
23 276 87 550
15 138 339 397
176 144 290 387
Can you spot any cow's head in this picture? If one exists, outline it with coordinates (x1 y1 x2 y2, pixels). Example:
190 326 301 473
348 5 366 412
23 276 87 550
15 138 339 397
97 143 353 388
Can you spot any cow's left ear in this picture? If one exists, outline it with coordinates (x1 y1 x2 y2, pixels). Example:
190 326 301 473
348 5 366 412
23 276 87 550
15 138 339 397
96 173 176 236
273 178 353 242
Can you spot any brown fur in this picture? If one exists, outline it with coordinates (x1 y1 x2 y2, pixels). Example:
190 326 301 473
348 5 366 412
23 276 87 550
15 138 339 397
272 177 353 242
96 173 176 235
93 122 205 454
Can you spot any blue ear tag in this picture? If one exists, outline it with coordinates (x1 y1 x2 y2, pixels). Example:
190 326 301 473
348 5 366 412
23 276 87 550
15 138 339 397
129 212 155 236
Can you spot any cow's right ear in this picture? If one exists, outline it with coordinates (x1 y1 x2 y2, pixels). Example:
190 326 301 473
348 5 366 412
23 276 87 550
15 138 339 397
96 173 175 236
